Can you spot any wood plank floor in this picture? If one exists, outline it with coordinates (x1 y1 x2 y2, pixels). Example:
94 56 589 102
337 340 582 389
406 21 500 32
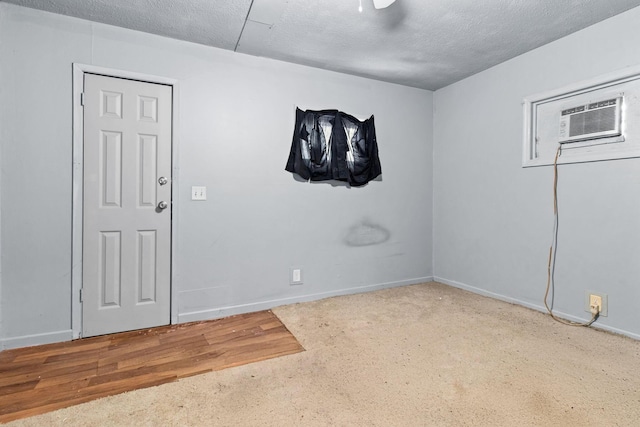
0 310 304 423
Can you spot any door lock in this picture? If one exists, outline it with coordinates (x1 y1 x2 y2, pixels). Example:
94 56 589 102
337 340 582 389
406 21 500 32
158 176 168 185
157 201 168 210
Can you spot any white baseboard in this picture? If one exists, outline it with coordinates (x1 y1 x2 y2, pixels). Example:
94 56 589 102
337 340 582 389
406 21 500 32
0 329 74 351
178 276 434 324
434 276 640 341
0 278 434 350
6 277 635 349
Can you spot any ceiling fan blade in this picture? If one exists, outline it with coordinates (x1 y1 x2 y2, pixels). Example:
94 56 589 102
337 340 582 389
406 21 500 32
372 0 396 9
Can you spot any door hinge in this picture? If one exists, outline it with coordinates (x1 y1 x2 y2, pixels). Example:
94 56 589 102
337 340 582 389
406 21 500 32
80 92 85 106
79 288 83 302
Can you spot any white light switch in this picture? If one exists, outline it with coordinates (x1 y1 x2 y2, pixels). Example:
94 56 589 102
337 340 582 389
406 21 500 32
191 186 207 200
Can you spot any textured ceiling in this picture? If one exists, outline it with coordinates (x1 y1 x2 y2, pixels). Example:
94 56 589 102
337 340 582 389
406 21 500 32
4 0 640 90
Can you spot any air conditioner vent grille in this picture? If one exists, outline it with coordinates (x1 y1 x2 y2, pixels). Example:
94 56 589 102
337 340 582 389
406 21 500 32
559 96 622 144
569 106 616 137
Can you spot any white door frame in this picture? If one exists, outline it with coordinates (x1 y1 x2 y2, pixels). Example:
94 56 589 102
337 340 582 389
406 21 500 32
71 63 180 339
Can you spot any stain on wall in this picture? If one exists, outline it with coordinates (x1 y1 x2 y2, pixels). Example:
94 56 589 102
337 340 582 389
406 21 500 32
344 219 391 247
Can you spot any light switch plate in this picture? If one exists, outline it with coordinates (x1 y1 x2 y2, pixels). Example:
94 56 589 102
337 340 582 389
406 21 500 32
191 186 206 201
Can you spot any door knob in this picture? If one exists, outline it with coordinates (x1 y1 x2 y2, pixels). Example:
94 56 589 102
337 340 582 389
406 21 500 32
158 176 168 185
158 201 168 210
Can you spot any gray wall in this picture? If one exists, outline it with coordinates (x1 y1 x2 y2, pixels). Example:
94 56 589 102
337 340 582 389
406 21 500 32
6 1 638 350
434 7 640 338
0 4 433 349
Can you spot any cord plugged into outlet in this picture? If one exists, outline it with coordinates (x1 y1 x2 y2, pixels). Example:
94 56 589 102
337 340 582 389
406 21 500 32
589 294 602 315
585 292 608 317
544 146 609 327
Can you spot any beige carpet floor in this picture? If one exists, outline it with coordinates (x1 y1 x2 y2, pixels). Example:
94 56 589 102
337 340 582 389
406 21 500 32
6 281 640 426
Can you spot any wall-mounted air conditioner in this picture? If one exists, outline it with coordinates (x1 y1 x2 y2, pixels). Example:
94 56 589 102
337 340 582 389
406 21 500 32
523 65 640 167
558 96 623 144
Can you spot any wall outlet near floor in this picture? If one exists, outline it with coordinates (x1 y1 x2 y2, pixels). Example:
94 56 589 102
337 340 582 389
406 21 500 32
584 291 608 317
589 295 602 315
290 267 303 285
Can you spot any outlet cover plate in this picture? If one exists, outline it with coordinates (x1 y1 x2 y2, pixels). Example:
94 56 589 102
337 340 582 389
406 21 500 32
290 267 303 285
584 291 608 317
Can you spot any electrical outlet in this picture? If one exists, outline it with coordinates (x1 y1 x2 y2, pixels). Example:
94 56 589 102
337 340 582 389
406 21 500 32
589 294 602 315
584 291 608 317
290 267 303 285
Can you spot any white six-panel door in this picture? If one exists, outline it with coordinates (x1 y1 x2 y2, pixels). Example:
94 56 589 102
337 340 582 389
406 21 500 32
82 73 172 337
